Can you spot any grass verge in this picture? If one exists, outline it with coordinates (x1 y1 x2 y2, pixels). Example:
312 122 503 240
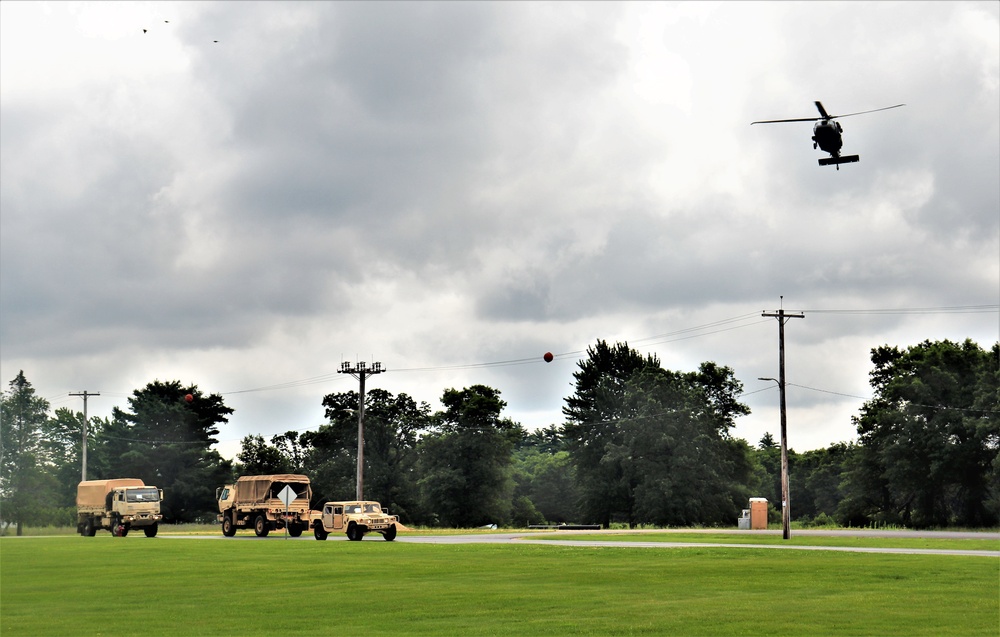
0 536 996 636
542 532 1000 552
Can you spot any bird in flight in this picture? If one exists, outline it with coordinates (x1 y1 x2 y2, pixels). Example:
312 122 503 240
141 21 218 43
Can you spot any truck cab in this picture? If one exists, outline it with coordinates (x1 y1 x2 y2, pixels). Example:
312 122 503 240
107 486 162 536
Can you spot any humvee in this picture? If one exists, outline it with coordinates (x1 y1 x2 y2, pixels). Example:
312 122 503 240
311 501 398 541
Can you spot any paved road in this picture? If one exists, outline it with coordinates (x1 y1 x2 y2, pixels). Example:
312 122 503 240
391 529 999 557
161 528 999 557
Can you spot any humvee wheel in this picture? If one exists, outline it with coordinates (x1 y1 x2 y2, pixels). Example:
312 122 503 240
314 525 329 541
382 524 397 541
222 516 236 537
288 524 303 538
346 522 364 541
144 523 158 538
254 514 270 537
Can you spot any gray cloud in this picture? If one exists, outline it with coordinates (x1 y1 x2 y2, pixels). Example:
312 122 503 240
1 1 996 456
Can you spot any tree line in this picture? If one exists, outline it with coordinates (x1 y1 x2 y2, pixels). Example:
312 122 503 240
2 338 997 534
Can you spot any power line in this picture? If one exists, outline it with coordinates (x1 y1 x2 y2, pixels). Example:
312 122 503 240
39 304 998 401
802 305 998 315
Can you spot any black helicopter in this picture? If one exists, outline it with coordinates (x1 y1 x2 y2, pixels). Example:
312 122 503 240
752 101 905 169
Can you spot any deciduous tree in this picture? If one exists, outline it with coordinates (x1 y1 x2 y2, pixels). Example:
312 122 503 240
842 339 999 527
416 385 517 527
95 381 233 522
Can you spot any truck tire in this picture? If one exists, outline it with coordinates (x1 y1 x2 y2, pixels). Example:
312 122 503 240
144 523 158 538
111 515 121 537
222 515 236 537
382 524 397 542
346 522 364 541
120 525 130 537
288 524 303 537
313 524 329 541
83 518 96 537
254 514 270 537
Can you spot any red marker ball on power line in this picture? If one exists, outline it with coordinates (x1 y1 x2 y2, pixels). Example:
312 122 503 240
543 352 554 363
185 394 194 403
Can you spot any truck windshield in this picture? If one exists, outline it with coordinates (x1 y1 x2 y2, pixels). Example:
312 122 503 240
126 488 160 503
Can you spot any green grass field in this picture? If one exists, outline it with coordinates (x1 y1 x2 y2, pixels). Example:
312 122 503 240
546 531 1000 552
1 536 996 636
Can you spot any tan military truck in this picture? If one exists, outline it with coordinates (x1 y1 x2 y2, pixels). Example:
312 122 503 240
310 500 398 541
76 478 163 537
217 474 313 537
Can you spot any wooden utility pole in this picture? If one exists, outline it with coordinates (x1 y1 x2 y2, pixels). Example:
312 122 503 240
337 361 385 500
761 305 803 540
69 391 100 481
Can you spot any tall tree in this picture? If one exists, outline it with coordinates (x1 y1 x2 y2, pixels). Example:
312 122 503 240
842 339 999 528
563 342 754 527
94 381 233 522
562 340 660 526
607 366 754 527
416 385 518 527
305 388 429 517
0 371 53 534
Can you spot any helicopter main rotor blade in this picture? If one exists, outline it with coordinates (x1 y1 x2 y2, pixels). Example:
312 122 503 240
815 101 830 119
750 116 822 125
828 103 906 119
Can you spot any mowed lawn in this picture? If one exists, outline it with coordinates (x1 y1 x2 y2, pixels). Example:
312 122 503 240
0 536 996 636
544 531 1000 552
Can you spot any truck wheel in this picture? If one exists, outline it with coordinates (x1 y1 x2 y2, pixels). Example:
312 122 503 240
111 515 121 537
83 519 95 537
288 524 303 538
313 525 329 541
382 524 397 542
222 516 236 537
120 525 130 537
144 523 158 538
254 514 270 537
346 522 364 541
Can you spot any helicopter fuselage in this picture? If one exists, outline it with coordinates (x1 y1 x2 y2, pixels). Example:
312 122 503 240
812 120 844 157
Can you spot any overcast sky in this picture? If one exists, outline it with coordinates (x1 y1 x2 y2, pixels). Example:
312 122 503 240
2 1 997 461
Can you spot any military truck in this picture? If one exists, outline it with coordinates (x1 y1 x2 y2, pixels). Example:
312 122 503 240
76 478 163 537
310 500 398 541
217 474 313 537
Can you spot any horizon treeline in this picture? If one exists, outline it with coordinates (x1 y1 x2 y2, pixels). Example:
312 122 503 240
2 338 997 534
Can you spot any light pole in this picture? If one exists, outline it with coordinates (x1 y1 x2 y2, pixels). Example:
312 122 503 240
69 391 99 481
337 361 384 501
759 376 791 540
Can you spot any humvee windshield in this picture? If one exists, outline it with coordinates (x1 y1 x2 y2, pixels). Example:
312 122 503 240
364 503 381 513
126 488 160 503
